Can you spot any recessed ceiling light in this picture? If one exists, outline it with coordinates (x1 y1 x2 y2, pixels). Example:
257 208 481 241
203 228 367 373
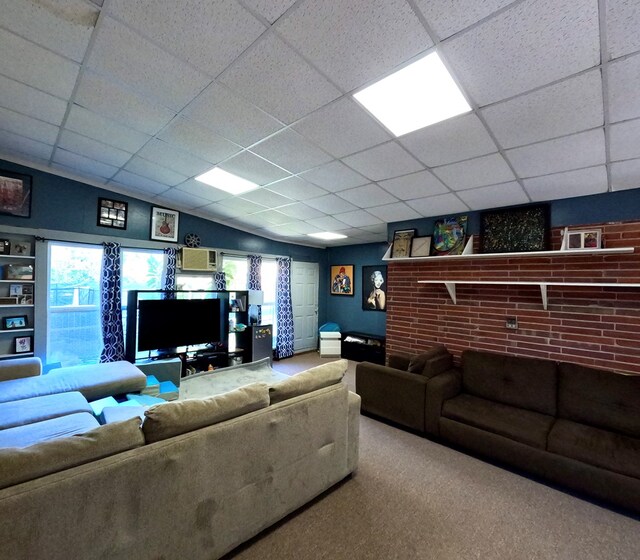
195 167 259 195
353 51 471 137
307 232 348 240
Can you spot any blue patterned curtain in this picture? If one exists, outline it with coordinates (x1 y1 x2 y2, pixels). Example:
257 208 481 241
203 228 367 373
99 242 125 362
274 257 294 360
213 271 227 290
163 247 177 298
247 254 262 324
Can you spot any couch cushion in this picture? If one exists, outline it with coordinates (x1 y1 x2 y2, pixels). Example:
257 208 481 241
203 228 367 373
0 391 91 429
0 412 100 448
548 418 640 479
558 362 640 438
143 382 270 443
269 359 347 404
461 350 557 415
442 393 555 449
0 417 144 490
407 345 452 378
0 361 147 404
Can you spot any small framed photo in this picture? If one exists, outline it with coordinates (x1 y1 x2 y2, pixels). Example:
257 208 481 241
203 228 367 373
4 264 34 280
0 170 32 218
150 207 179 242
3 315 28 329
97 197 128 229
10 240 31 256
563 228 602 250
410 236 432 257
14 335 32 353
0 296 18 305
0 239 10 254
9 284 32 297
391 229 416 258
330 265 354 295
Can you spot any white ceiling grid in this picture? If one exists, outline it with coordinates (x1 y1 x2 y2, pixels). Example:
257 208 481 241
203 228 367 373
0 0 638 247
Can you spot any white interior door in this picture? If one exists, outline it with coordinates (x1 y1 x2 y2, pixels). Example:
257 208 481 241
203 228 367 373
291 261 319 353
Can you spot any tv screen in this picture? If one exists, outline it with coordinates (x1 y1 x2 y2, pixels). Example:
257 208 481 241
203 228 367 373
137 298 221 352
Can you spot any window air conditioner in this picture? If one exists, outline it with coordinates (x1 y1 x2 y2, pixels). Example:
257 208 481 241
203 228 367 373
180 248 217 272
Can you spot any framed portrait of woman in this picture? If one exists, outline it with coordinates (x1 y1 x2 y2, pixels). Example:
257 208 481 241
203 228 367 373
362 265 387 312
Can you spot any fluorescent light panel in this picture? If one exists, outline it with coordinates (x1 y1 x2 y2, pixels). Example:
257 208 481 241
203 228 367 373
195 167 259 195
307 232 347 240
353 51 471 137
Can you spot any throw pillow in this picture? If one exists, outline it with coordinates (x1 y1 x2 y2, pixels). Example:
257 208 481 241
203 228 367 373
142 382 269 443
269 359 347 404
0 417 144 490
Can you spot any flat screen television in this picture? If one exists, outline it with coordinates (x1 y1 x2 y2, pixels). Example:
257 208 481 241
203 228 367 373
137 298 222 352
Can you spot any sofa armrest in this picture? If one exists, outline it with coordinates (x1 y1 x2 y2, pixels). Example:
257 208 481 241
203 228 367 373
0 357 42 382
424 368 462 436
388 354 411 370
347 391 361 474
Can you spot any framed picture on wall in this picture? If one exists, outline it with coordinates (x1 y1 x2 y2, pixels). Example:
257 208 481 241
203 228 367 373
480 204 549 253
150 207 179 242
362 265 387 311
330 265 354 295
410 236 432 257
0 170 32 218
97 198 128 230
391 229 416 258
561 228 602 250
431 215 468 256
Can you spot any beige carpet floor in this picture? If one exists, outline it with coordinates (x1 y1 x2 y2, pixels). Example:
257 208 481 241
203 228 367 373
225 352 640 560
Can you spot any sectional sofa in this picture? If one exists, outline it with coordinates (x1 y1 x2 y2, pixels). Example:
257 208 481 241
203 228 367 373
0 358 360 560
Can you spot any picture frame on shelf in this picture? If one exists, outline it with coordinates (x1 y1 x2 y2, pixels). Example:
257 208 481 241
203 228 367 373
150 207 179 242
9 284 32 297
480 204 549 253
97 198 128 230
10 240 31 256
0 239 10 254
330 265 354 295
14 335 32 353
410 236 432 257
391 229 416 258
0 170 32 218
362 265 387 312
0 297 18 305
3 315 27 330
432 215 468 256
561 228 602 250
4 264 34 280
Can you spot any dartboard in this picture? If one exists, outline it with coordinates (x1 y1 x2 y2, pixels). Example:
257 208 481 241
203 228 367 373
184 233 201 248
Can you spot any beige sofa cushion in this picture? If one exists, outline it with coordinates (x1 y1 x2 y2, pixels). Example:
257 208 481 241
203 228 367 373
269 359 347 404
0 417 144 490
143 382 270 443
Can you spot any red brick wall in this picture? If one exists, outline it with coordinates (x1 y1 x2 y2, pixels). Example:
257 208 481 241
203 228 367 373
386 220 640 374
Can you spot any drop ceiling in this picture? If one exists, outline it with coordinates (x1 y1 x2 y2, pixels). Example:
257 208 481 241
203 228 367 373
0 0 639 248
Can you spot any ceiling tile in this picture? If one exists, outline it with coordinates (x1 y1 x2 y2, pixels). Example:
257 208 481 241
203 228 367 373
153 188 210 210
293 97 391 158
283 220 322 235
305 194 359 214
337 184 399 208
300 160 368 192
239 188 293 208
88 17 210 111
334 209 383 227
216 197 269 214
173 179 232 203
218 34 341 124
400 113 497 167
433 153 515 190
610 119 640 162
378 170 449 200
0 28 80 98
136 139 213 177
241 209 292 226
124 156 188 186
0 75 67 125
250 128 333 173
107 0 266 76
0 131 53 161
407 193 470 217
606 0 640 59
219 151 290 185
0 107 59 145
441 0 600 105
53 148 119 179
366 202 422 222
157 117 241 164
360 223 388 234
608 53 640 123
201 203 248 220
277 203 326 220
414 0 516 40
524 166 608 200
481 70 603 148
276 0 433 92
610 159 640 191
0 0 98 62
264 176 329 200
342 142 423 181
110 170 170 195
75 71 176 135
58 130 132 167
505 129 605 178
242 0 298 23
182 82 283 147
306 215 352 231
456 181 529 210
65 105 151 153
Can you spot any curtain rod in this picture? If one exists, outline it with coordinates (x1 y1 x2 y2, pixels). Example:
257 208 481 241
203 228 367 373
34 235 174 252
220 250 288 260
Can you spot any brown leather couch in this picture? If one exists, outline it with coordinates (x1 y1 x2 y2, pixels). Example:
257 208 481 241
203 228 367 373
428 349 640 515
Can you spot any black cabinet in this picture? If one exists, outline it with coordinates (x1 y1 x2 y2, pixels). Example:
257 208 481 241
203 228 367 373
341 332 386 364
